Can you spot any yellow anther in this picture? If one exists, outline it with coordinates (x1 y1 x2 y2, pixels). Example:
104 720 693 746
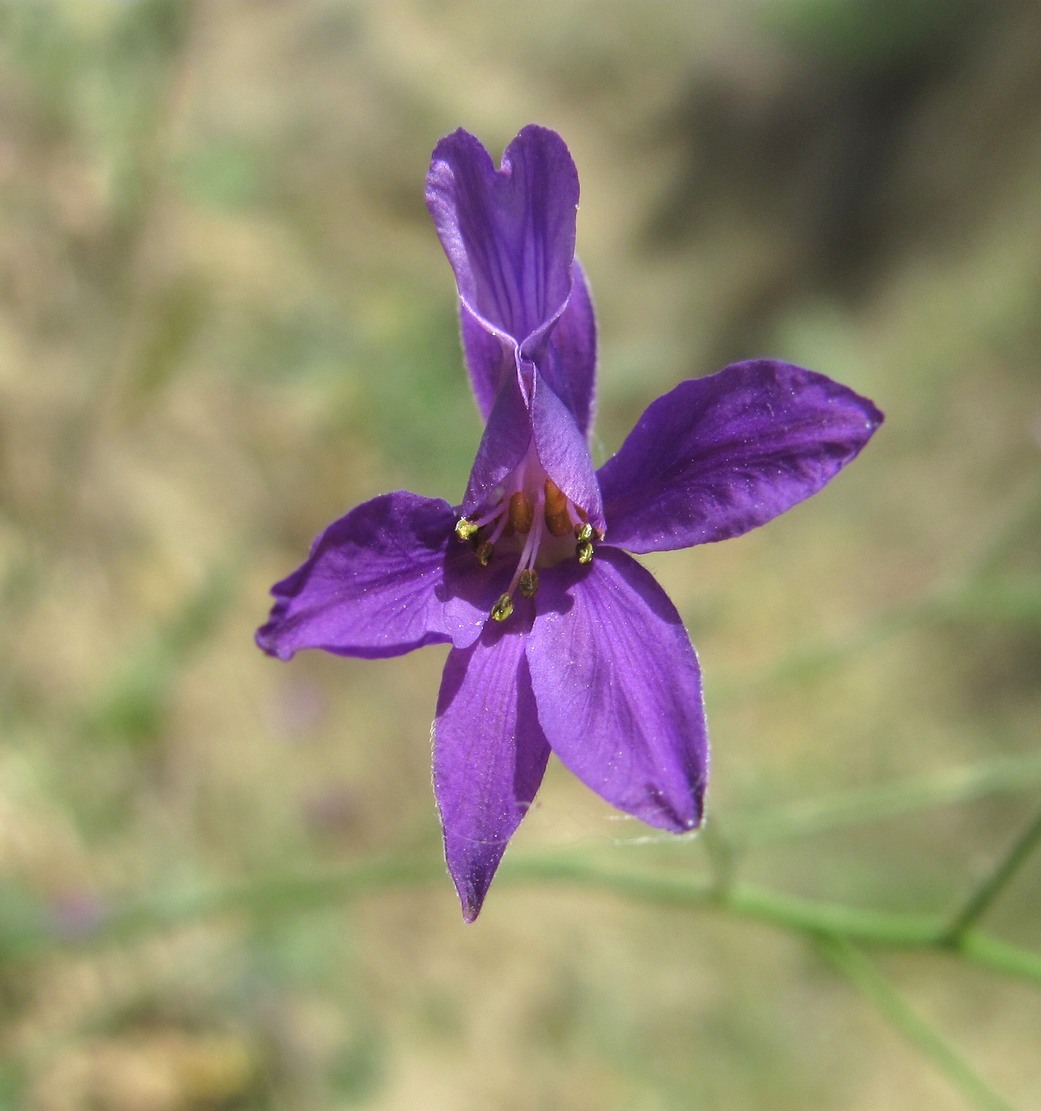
508 491 534 534
491 593 514 622
475 540 494 566
455 517 478 542
575 522 594 543
518 568 539 598
576 540 594 565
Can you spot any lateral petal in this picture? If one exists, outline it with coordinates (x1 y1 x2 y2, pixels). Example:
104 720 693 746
461 369 532 516
256 493 487 660
434 616 551 922
527 549 708 832
599 360 883 554
532 368 605 531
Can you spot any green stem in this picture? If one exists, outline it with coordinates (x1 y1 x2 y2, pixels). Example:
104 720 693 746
944 800 1041 942
819 937 1015 1111
5 856 1040 989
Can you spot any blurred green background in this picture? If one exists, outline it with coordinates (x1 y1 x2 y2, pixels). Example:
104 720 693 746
2 1 1040 1108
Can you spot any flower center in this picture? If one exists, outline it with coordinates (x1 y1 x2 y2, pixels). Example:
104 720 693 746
454 444 600 622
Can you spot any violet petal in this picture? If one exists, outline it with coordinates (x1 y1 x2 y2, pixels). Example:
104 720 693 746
460 258 597 436
426 126 579 360
256 492 486 660
434 615 551 922
539 259 597 438
532 368 605 531
527 549 708 832
461 369 532 516
599 360 884 554
459 301 508 422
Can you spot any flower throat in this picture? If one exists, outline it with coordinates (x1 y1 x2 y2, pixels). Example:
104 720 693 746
454 445 599 622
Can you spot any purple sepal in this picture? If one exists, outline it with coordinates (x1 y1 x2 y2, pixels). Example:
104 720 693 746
527 549 708 831
599 360 884 554
434 609 550 923
256 492 488 660
427 127 584 405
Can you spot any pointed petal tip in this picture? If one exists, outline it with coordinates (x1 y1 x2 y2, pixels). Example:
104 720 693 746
460 895 483 924
255 620 293 661
447 858 493 924
649 788 705 835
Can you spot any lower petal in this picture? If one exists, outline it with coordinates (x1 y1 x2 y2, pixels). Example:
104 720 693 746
526 549 708 832
433 615 550 922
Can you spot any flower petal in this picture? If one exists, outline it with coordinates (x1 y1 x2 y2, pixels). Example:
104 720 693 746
539 259 597 438
426 126 579 357
532 367 605 531
256 492 487 660
461 368 532 516
527 549 708 832
460 258 597 435
434 614 550 922
459 301 508 421
599 360 884 554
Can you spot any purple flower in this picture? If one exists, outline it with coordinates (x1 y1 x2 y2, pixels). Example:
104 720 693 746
257 126 883 922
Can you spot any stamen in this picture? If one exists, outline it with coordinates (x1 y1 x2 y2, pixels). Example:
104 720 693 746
462 447 598 622
508 492 534 534
455 518 478 542
486 511 510 548
544 478 572 537
518 568 539 597
491 593 514 622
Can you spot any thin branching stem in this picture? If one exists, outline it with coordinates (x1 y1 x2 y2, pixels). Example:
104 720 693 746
944 799 1041 943
5 855 1040 990
818 937 1015 1111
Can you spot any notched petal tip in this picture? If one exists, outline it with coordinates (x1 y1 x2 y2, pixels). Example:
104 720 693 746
425 123 580 359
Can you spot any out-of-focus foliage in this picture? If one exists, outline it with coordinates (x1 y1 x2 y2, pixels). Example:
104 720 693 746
1 1 1040 1109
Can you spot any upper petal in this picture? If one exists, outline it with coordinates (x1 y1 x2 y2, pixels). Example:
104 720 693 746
458 301 510 422
256 492 487 660
426 126 579 357
434 613 551 922
599 360 884 554
538 259 597 438
526 549 708 832
460 258 597 435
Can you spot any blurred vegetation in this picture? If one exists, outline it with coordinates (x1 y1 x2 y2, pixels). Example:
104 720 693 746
1 1 1040 1108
